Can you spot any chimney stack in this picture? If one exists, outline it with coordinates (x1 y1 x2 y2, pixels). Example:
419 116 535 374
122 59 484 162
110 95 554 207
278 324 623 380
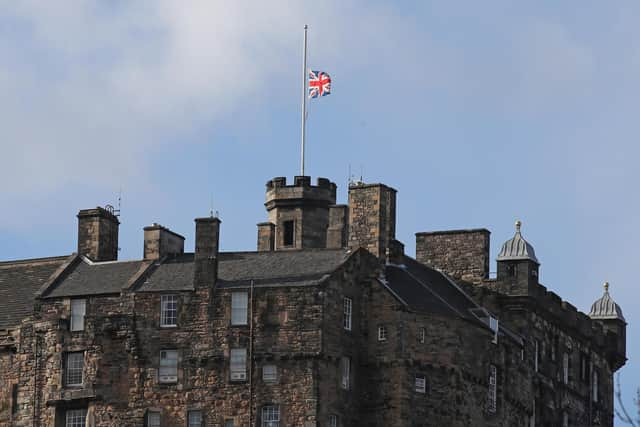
348 182 397 259
194 217 221 287
143 223 185 260
77 207 120 262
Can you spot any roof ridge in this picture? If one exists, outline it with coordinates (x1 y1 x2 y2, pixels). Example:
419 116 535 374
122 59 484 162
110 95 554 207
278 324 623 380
0 255 72 266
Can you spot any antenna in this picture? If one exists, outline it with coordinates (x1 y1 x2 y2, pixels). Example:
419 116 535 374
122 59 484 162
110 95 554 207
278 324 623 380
210 193 214 218
115 187 122 217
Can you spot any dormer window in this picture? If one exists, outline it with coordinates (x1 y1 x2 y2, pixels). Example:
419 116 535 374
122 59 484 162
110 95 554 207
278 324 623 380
283 221 295 247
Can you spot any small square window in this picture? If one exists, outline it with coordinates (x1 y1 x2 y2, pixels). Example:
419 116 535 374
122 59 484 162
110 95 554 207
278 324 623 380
160 295 178 327
283 220 295 246
377 325 387 341
146 411 161 427
159 350 178 383
329 414 338 427
70 299 86 332
415 375 426 393
65 408 87 427
263 364 277 383
65 352 84 387
230 348 247 381
188 410 203 427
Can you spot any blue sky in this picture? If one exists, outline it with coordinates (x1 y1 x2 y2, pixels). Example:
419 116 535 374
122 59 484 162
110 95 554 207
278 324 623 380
1 1 638 421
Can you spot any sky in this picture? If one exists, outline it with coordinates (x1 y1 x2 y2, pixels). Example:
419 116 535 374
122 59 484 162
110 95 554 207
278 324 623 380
1 1 638 422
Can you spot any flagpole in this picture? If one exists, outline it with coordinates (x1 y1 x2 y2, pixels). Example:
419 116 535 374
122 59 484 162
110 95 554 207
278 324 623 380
300 24 308 176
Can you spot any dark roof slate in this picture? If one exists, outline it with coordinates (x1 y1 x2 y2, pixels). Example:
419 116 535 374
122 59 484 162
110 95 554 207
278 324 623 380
44 258 146 298
383 256 485 325
137 249 349 292
0 256 68 329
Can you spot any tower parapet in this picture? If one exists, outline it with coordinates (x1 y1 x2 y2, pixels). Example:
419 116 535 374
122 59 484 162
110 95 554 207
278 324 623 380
260 176 337 250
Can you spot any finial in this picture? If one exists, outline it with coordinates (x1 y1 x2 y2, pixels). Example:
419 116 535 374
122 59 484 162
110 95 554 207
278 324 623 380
515 220 522 233
604 281 609 292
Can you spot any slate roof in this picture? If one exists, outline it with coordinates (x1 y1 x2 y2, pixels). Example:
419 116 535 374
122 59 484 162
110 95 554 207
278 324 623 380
44 258 147 298
382 256 489 327
137 249 350 292
2 246 510 339
0 256 68 329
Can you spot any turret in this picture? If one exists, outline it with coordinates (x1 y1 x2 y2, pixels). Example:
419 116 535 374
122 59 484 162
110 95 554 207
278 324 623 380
589 282 627 371
257 176 337 250
496 220 539 295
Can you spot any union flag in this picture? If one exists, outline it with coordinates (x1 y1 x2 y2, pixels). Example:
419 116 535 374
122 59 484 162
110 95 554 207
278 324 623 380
309 70 331 98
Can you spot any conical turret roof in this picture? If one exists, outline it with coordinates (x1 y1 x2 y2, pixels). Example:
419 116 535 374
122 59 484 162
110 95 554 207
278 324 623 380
496 220 539 264
589 282 625 322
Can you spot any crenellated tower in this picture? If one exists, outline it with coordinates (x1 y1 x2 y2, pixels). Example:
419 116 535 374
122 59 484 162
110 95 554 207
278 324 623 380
257 176 337 250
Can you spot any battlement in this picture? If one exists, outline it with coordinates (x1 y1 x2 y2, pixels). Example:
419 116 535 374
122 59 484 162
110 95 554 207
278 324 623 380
531 282 609 346
265 176 337 209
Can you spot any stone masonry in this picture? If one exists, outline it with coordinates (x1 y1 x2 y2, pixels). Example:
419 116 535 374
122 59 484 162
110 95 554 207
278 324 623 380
0 175 627 427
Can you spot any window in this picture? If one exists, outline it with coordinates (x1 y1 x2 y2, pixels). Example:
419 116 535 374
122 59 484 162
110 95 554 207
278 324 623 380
65 408 87 427
283 220 295 246
563 353 569 384
65 352 84 386
592 370 599 403
11 384 18 415
328 414 338 427
340 357 350 390
343 297 352 331
224 420 234 427
489 317 499 344
231 291 248 325
262 405 280 427
563 412 569 427
146 411 161 427
487 365 497 413
530 399 536 427
534 339 539 372
70 299 86 332
551 336 558 361
580 353 588 382
160 295 178 327
188 410 203 427
263 364 277 383
159 350 178 383
377 325 387 341
230 348 247 381
419 327 426 344
415 374 426 393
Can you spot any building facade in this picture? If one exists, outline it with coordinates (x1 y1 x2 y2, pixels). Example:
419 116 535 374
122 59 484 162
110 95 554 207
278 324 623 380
0 176 627 427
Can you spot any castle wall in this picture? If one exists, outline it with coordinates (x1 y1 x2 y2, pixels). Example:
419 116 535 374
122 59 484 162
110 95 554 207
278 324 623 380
466 281 617 426
415 229 490 282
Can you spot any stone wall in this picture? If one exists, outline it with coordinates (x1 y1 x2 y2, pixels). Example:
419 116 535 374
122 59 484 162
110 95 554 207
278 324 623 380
466 281 617 426
77 208 119 262
415 229 490 282
348 183 397 259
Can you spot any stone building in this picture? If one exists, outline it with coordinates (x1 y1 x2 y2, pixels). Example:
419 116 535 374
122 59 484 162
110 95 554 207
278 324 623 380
0 176 627 427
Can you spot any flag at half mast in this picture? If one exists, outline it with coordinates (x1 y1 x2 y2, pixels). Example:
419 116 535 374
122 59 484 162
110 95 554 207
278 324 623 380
309 70 331 98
